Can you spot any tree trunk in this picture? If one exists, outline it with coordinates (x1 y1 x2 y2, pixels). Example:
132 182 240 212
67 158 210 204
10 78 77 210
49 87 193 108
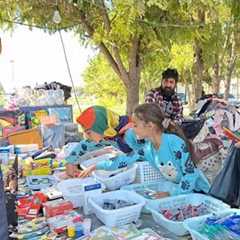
192 10 205 102
212 54 220 94
185 70 196 112
224 32 237 100
125 75 140 115
126 37 141 115
193 40 204 101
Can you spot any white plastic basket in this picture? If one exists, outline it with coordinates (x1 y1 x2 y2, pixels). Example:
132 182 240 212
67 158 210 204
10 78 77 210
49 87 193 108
121 180 178 213
93 164 137 190
88 190 145 227
78 146 121 164
135 161 163 183
80 153 126 178
146 193 230 236
57 177 102 208
184 209 240 240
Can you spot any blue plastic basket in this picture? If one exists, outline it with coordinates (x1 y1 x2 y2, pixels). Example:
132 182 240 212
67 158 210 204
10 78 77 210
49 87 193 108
121 180 178 213
146 193 230 236
184 209 240 240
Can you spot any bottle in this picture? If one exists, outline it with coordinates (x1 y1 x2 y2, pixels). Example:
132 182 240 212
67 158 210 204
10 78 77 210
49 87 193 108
75 223 84 238
67 224 75 238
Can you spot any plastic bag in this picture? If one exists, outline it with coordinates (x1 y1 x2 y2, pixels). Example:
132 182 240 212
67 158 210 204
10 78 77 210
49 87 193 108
181 119 205 139
209 145 240 207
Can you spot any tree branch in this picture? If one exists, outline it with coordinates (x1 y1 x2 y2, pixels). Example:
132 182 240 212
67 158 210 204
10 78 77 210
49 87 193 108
112 46 129 85
98 43 123 79
78 10 123 79
99 0 111 33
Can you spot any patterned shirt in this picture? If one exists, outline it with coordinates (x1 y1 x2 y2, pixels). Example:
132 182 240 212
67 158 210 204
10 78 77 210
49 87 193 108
145 87 183 123
96 133 210 195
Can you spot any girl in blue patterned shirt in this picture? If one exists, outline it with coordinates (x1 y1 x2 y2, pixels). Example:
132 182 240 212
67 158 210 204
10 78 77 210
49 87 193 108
80 103 210 197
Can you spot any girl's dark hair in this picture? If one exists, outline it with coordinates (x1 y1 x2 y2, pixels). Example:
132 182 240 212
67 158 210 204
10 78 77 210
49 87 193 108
134 103 196 164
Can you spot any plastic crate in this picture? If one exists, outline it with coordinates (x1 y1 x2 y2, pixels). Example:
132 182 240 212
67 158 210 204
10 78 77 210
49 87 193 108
93 164 137 190
80 153 125 178
121 180 178 213
135 161 163 183
88 190 145 227
184 209 240 240
79 146 121 165
57 177 102 208
146 193 230 236
26 175 58 190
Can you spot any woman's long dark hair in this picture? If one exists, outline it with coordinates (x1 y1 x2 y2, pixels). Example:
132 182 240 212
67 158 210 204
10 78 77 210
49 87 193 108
134 103 196 164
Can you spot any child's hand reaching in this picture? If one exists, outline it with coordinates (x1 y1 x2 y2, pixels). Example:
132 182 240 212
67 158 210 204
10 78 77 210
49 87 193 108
66 164 82 178
79 164 96 178
152 192 170 199
235 142 240 148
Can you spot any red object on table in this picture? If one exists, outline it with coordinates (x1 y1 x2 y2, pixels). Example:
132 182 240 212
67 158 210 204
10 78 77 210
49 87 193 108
43 199 74 218
16 192 48 219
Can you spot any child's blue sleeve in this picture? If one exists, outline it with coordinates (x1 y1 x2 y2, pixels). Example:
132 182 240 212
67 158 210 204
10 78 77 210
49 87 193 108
96 152 140 171
124 129 145 160
169 137 210 195
65 140 107 164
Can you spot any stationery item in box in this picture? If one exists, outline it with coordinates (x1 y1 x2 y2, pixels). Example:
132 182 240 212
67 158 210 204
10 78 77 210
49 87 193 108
88 227 115 240
41 124 65 148
43 199 74 218
110 224 140 239
16 217 48 234
15 144 39 154
17 192 47 219
26 175 58 190
67 224 76 238
161 203 209 221
8 127 43 148
41 186 63 200
10 225 49 239
47 210 83 234
196 214 240 239
23 158 52 176
102 199 136 210
131 228 171 240
34 151 56 160
0 145 14 165
31 146 51 159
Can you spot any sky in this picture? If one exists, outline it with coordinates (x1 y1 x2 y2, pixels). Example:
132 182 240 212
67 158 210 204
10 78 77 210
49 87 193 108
0 25 95 93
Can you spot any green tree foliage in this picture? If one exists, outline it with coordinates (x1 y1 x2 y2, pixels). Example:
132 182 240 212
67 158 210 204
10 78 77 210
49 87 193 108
0 0 239 112
83 54 126 113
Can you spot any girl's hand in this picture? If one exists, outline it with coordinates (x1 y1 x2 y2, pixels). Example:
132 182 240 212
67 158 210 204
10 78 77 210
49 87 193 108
152 192 170 199
78 164 96 178
66 164 81 178
235 142 240 148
